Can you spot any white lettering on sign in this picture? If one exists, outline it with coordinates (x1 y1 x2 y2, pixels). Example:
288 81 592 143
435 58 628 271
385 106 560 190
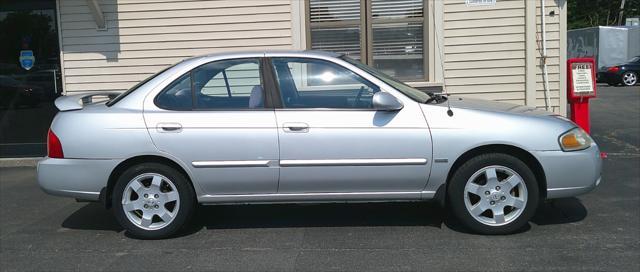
572 63 594 94
466 0 496 6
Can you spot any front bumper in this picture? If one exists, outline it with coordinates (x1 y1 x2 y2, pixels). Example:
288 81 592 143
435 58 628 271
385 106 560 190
37 158 119 201
533 144 602 199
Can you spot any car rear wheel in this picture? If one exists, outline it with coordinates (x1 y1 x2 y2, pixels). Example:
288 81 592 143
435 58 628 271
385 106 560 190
448 153 539 234
112 163 195 239
622 72 637 86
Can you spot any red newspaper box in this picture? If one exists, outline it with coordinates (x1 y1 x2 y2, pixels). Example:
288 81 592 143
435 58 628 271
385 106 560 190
567 58 597 133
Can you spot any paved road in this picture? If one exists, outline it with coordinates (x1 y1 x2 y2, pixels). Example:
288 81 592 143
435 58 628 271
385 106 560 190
1 85 638 271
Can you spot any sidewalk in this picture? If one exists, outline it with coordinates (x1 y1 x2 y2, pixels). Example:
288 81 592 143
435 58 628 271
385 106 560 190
0 157 40 168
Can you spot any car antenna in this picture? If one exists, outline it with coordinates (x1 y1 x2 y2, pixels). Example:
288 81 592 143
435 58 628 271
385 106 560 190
433 6 453 117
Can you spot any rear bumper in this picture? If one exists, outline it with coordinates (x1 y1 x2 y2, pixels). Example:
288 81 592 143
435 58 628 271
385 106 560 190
533 144 602 199
597 71 621 83
37 158 119 201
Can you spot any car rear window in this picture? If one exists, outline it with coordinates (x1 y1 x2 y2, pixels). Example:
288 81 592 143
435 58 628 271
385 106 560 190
106 66 173 107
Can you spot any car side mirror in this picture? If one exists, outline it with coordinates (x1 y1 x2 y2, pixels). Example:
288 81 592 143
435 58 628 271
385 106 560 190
372 92 403 111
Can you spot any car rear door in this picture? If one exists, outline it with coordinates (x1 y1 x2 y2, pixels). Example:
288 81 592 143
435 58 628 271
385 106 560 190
144 57 279 195
267 57 432 194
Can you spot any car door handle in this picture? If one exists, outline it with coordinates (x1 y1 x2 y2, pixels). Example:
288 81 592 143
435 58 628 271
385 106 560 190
283 122 309 133
157 123 182 133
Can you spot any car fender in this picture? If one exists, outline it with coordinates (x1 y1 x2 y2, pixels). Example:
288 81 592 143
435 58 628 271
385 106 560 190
420 103 573 194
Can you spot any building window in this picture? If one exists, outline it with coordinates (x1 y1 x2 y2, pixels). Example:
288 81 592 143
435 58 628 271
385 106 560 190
307 0 427 81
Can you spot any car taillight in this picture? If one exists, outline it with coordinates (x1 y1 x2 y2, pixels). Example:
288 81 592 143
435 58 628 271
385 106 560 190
607 66 620 73
47 129 64 158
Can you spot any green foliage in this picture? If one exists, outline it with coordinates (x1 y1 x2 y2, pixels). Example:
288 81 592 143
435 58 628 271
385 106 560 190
569 0 640 29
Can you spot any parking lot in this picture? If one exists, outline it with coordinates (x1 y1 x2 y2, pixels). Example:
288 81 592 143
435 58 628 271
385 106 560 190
1 85 638 271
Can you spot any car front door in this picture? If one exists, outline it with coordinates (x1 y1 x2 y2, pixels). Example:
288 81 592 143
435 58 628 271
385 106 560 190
144 58 279 195
268 57 432 194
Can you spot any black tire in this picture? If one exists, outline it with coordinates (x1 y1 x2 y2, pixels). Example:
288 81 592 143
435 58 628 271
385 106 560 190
622 71 638 86
447 153 539 234
112 162 196 239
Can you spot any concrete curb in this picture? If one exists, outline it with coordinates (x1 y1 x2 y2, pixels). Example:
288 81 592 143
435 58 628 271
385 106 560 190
0 158 41 168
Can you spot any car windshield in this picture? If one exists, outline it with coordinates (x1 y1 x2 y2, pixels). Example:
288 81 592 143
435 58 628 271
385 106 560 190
340 56 431 103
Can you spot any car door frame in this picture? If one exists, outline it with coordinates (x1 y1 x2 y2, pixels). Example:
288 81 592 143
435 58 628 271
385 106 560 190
262 54 434 199
142 55 282 199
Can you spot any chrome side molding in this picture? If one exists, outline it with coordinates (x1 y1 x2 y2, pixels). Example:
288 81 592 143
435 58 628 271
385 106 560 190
192 160 271 168
193 158 428 168
279 158 428 167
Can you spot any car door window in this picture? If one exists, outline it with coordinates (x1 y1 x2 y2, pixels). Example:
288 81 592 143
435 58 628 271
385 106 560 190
194 59 263 109
155 58 264 110
271 58 379 109
154 73 192 110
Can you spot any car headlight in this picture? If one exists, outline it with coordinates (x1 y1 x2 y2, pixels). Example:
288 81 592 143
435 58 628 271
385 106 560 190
559 127 593 151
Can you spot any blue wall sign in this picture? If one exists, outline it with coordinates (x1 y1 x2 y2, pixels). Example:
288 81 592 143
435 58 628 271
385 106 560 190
19 50 35 70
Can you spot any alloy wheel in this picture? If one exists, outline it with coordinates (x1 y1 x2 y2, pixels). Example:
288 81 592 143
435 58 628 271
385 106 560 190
463 166 528 226
623 72 637 86
122 173 180 230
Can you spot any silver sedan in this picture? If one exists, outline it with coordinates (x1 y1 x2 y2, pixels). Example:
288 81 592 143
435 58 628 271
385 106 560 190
38 50 602 239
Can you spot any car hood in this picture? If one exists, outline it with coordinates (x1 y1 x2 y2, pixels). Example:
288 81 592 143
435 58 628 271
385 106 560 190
445 96 554 117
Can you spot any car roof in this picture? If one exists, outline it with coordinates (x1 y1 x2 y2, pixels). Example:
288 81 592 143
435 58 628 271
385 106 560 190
190 50 342 60
110 50 346 109
175 50 345 69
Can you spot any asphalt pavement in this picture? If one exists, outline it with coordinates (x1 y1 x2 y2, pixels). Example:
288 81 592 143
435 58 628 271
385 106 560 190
1 85 639 271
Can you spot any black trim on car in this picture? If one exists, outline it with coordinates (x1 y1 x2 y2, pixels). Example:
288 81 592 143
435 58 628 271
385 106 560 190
189 70 196 109
262 57 283 109
259 57 275 108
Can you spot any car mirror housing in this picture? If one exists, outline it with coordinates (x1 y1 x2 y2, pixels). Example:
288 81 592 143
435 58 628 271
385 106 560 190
372 92 403 111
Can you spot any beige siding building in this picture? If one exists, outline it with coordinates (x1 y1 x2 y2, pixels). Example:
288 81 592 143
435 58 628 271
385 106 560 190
57 0 567 114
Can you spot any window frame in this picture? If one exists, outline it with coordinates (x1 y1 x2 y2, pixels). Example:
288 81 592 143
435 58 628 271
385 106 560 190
153 57 274 111
266 57 385 111
305 0 429 82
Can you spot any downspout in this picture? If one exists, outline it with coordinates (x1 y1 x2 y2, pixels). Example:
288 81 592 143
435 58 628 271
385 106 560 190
541 0 551 111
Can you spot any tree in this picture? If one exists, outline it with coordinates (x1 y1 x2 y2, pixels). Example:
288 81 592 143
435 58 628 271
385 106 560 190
568 0 640 29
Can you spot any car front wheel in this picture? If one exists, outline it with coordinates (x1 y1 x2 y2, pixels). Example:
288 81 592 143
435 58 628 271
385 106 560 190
112 163 195 239
448 153 539 234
